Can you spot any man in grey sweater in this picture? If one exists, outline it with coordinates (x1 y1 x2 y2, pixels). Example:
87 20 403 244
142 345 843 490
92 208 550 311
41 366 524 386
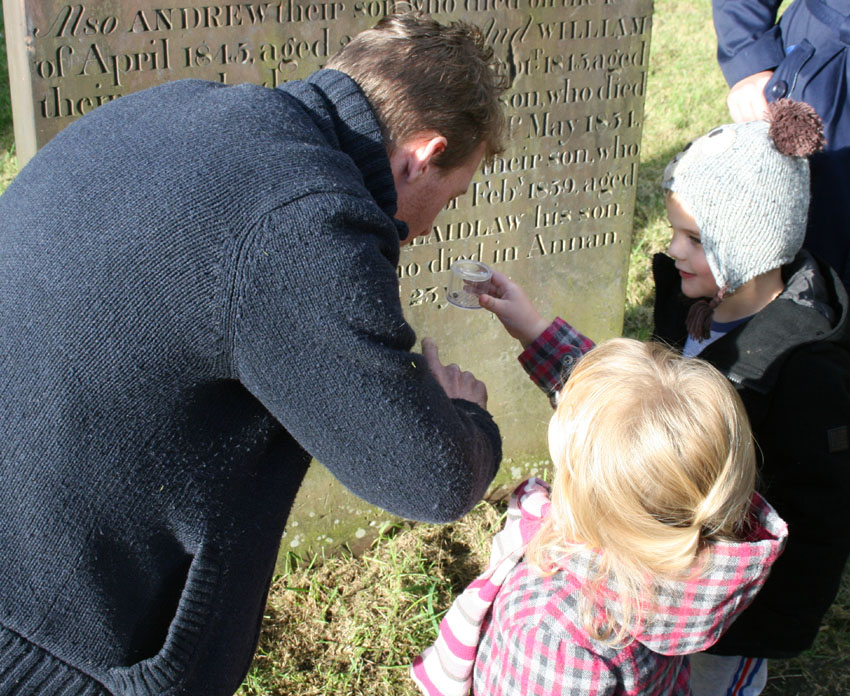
0 12 506 695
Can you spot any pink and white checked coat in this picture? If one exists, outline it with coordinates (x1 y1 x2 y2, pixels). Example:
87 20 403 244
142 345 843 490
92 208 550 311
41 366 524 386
412 478 787 696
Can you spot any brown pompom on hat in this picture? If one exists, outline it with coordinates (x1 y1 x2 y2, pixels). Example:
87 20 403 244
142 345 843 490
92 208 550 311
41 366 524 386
663 99 825 340
768 98 827 158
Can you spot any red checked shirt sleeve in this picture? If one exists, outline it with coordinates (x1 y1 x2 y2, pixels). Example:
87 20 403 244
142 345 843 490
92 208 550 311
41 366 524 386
518 318 595 405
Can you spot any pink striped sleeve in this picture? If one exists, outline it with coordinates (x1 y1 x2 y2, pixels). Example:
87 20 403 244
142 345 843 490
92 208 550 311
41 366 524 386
410 478 551 696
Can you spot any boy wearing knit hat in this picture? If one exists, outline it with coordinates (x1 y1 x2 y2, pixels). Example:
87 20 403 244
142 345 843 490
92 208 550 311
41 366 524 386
661 99 826 350
655 99 850 694
478 99 850 695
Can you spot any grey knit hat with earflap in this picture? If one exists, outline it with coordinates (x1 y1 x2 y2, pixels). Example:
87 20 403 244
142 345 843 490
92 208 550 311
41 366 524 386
662 99 825 338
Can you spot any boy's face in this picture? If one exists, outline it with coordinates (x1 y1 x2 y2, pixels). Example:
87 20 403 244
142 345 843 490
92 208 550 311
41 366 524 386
666 193 719 299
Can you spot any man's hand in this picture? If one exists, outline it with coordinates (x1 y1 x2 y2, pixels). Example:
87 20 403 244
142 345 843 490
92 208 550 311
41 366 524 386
479 271 550 348
727 70 773 122
422 337 488 410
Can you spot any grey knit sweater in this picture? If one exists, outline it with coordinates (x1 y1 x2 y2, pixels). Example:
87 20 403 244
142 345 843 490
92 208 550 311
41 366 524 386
0 70 501 695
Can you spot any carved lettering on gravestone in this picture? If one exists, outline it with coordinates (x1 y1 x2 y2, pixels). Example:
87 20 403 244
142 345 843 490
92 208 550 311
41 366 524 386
3 0 652 557
399 1 651 461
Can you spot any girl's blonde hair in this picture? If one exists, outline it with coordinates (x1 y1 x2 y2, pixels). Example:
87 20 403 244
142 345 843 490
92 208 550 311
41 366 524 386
526 338 756 645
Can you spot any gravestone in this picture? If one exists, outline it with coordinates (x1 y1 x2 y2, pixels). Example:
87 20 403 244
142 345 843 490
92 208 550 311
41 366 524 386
3 0 652 561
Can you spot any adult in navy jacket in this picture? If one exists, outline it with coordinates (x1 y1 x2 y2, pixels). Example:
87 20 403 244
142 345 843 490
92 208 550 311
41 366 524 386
713 0 850 287
0 13 506 696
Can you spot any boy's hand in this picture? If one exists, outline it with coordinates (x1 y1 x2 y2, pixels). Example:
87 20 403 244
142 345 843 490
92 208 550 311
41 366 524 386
422 337 488 410
479 271 550 348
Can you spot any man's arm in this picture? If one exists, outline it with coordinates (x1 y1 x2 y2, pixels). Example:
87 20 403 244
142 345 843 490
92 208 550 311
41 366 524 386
713 0 787 120
713 0 786 86
232 194 500 523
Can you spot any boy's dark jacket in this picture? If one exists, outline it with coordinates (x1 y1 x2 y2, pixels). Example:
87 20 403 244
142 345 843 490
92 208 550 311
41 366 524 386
0 72 501 695
653 251 850 658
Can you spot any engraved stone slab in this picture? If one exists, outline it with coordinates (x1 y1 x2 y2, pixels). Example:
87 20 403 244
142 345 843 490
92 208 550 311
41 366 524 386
2 0 652 561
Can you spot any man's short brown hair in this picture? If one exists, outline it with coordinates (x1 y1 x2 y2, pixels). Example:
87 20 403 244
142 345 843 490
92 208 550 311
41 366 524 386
326 11 508 170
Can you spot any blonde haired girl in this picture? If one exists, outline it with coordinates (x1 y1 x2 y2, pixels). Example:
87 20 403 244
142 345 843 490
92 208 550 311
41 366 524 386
412 339 787 696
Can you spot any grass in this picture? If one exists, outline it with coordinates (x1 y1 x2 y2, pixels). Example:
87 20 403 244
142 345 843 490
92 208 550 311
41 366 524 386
0 13 16 190
1 1 847 694
240 506 504 696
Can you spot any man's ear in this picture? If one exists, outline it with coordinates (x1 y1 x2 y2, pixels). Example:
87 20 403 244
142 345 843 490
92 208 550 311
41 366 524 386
389 133 448 185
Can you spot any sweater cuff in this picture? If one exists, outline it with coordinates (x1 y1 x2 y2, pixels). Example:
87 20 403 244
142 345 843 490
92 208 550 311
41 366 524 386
719 25 786 86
